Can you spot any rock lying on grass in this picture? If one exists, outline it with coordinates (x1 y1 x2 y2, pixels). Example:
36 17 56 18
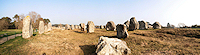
96 36 131 55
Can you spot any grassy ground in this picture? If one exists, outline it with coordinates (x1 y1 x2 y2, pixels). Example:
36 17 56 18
0 29 22 39
0 28 200 55
0 36 28 55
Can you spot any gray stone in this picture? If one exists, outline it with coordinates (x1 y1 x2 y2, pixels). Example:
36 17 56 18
167 23 171 28
116 24 129 38
100 25 104 29
47 23 52 31
124 20 130 29
96 36 131 55
129 17 139 31
71 25 74 30
65 24 70 30
153 22 161 29
80 23 86 31
106 21 116 31
87 21 95 33
22 16 33 38
138 21 148 30
39 21 44 34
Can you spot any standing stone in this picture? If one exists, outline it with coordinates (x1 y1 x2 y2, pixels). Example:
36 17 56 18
167 23 171 28
80 23 86 31
96 36 131 55
65 24 70 30
87 21 95 33
47 23 52 31
44 25 48 32
116 24 129 38
59 23 62 28
100 25 104 29
138 21 148 30
22 16 33 38
124 20 130 29
71 25 74 30
129 17 139 31
39 21 44 34
106 21 116 31
153 22 161 29
74 25 78 29
148 25 153 29
78 25 81 29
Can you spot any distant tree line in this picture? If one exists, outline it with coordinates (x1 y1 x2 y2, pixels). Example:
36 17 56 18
0 11 51 31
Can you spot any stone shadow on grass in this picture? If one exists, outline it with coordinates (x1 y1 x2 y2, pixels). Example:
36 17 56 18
74 31 84 33
79 45 97 55
103 36 118 38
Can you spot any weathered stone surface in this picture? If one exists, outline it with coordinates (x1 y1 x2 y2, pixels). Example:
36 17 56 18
153 22 161 29
100 25 104 29
106 21 116 31
80 23 86 31
39 21 44 34
74 25 78 29
71 25 74 30
22 16 33 38
124 20 130 29
78 25 81 29
96 36 131 55
87 21 95 33
138 21 148 30
116 24 129 38
148 25 153 29
47 23 52 31
44 25 48 32
65 24 70 30
129 17 139 31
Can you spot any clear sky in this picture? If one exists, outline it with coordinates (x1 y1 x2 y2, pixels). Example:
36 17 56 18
0 0 200 26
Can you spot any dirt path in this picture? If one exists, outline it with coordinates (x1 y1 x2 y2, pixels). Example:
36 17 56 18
16 29 101 55
0 34 22 44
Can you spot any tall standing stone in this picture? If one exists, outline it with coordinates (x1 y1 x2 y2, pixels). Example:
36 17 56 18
47 23 52 31
124 20 130 29
138 21 148 30
153 22 161 29
71 25 74 30
100 25 104 29
106 21 116 31
129 17 139 31
39 21 44 34
65 24 70 30
116 24 129 38
80 23 86 31
87 21 95 33
22 16 33 38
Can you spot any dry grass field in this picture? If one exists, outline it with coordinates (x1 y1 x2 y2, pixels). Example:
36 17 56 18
0 28 200 55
